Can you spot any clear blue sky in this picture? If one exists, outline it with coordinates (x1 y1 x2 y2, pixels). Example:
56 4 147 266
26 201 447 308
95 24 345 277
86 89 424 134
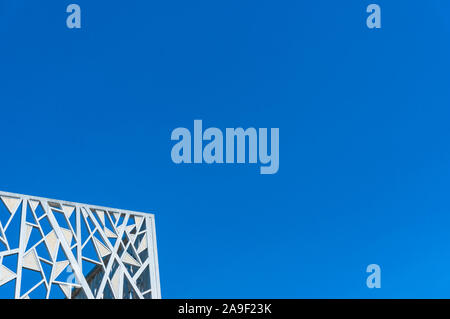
1 0 450 298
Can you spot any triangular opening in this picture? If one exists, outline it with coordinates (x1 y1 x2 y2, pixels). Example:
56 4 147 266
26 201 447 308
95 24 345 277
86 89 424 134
0 196 20 214
61 205 75 219
36 240 52 262
134 233 146 251
92 209 105 227
60 228 74 246
26 281 47 299
2 253 18 272
71 246 78 261
58 283 72 299
21 267 44 295
85 214 96 232
80 215 92 244
44 231 59 261
82 237 101 263
54 261 71 282
81 258 98 278
25 226 43 252
102 280 114 299
34 203 46 219
126 243 141 265
53 211 70 230
108 211 119 224
122 276 139 299
93 236 111 259
56 245 69 262
104 214 115 233
68 208 77 233
109 237 117 247
0 240 7 253
136 266 151 293
40 260 53 284
116 214 125 227
48 283 65 299
38 216 53 235
134 216 144 233
4 205 22 249
0 203 10 229
25 205 39 225
0 278 15 298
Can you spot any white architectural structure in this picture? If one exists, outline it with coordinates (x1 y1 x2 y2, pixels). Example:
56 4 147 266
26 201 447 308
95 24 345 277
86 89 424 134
0 191 160 299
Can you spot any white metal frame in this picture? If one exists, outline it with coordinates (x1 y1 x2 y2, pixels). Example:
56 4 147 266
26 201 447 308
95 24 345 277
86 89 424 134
0 190 161 299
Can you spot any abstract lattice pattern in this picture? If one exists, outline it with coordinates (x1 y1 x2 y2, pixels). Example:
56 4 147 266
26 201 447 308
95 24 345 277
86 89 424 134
0 191 160 299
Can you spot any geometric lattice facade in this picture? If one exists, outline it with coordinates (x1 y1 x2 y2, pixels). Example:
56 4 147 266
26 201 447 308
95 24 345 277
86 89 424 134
0 191 160 299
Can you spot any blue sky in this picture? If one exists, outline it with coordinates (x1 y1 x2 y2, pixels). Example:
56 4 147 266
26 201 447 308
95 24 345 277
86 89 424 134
1 0 450 298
